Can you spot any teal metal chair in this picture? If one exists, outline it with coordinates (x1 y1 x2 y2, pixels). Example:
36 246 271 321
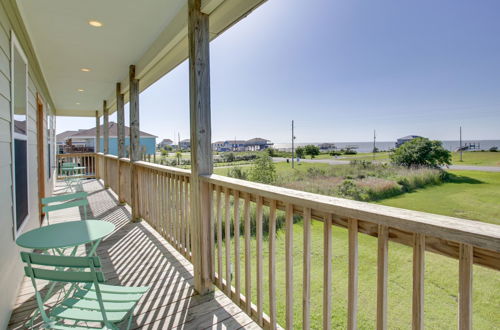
21 252 148 329
42 192 89 225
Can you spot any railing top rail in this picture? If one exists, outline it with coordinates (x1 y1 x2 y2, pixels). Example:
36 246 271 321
103 154 119 160
57 152 96 157
202 174 500 253
135 160 191 176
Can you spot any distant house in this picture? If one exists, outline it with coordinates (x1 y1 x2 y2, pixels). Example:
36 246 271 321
179 139 191 150
211 138 273 152
57 122 157 156
158 139 173 149
245 138 273 151
396 135 422 148
319 143 336 151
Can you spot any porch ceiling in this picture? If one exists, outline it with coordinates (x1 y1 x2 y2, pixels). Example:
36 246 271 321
16 0 266 117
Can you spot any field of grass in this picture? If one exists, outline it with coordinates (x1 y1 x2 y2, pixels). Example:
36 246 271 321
214 169 499 328
378 170 500 225
451 151 500 166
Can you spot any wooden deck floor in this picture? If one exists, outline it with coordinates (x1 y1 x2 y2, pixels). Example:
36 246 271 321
8 179 261 329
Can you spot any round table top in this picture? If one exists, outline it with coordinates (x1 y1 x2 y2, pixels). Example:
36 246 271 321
16 220 115 250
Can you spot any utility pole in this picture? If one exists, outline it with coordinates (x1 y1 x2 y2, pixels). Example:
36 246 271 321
460 126 463 162
291 120 295 168
373 129 376 161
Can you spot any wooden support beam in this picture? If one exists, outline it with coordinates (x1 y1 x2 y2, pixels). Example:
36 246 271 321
129 65 141 222
103 100 109 188
188 0 214 295
95 111 100 154
116 83 125 203
116 83 125 158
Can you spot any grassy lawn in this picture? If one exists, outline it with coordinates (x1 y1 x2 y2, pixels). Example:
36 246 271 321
378 170 500 225
215 169 499 328
451 151 500 166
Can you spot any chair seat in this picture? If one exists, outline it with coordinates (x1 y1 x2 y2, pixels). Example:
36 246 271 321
51 305 129 323
74 288 145 302
62 297 136 311
83 283 149 294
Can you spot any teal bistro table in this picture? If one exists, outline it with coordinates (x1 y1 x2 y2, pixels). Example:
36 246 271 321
16 220 115 256
16 220 115 327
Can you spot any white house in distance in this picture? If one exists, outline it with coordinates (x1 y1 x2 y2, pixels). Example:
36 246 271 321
396 135 423 148
158 138 173 149
212 138 273 152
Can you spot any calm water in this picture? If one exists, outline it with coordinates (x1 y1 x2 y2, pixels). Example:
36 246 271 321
274 140 500 153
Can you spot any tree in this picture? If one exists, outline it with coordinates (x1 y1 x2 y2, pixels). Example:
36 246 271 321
248 154 276 184
304 145 320 159
176 151 182 165
295 146 305 159
390 137 451 168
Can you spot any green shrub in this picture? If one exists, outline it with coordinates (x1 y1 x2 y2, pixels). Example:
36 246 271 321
227 167 247 180
248 154 276 184
391 137 451 167
490 146 498 152
304 145 320 159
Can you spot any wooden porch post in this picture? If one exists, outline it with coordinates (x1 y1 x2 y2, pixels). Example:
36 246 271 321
95 111 101 178
116 83 125 203
188 0 214 295
129 65 141 222
103 100 109 188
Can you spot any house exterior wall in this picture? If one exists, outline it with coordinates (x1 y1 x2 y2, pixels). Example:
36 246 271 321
97 137 156 156
0 3 56 327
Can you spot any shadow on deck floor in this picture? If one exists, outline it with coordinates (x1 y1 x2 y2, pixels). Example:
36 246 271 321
8 179 260 329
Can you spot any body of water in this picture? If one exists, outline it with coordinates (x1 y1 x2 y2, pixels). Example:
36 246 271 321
274 140 500 153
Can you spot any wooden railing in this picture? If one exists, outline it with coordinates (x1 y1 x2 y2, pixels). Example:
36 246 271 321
200 174 500 330
56 153 96 178
94 156 500 329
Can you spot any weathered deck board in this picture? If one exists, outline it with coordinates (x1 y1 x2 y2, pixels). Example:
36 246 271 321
8 179 260 329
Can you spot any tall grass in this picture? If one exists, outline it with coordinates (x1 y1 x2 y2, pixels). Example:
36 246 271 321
278 161 445 201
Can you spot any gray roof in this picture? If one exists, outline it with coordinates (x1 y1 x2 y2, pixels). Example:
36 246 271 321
58 122 156 141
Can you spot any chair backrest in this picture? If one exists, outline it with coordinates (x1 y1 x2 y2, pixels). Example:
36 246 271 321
20 252 106 324
41 192 89 224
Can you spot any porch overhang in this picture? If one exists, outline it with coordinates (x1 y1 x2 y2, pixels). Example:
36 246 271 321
14 0 267 117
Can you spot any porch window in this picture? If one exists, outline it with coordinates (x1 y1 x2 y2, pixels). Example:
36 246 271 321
11 33 29 233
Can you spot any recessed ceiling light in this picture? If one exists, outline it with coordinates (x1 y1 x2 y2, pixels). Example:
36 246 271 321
76 102 81 105
88 20 103 27
77 89 85 92
81 68 91 72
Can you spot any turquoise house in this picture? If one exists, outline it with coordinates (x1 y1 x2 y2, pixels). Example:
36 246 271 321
57 122 157 156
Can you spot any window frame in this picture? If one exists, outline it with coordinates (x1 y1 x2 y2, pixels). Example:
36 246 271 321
10 31 30 238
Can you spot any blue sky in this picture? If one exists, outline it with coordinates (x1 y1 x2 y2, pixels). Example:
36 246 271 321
57 0 500 143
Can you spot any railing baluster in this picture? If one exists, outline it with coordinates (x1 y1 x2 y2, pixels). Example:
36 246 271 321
459 244 473 330
165 173 172 243
234 190 241 303
269 199 277 330
224 187 232 295
285 203 294 329
303 207 311 330
185 177 191 256
348 218 359 330
244 193 252 315
377 225 389 330
256 196 264 326
412 233 425 330
180 176 185 254
216 186 223 287
323 213 333 330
